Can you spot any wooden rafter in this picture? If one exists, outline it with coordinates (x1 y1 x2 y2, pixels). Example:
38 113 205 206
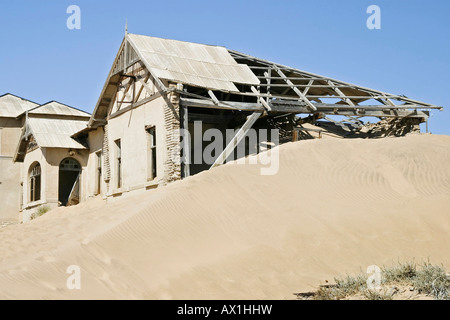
327 80 355 106
229 49 442 110
250 86 271 111
272 65 317 112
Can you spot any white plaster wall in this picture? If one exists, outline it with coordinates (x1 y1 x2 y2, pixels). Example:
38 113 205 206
84 127 105 201
0 118 22 156
0 157 21 221
105 96 167 197
0 118 23 221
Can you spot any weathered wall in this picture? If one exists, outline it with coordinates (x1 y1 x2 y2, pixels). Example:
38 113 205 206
0 118 22 157
102 96 168 199
164 84 181 183
0 157 21 221
0 118 24 221
83 127 105 201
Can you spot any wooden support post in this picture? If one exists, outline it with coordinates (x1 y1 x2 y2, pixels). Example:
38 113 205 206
211 111 262 168
134 74 149 102
265 68 271 104
139 77 155 96
251 86 271 111
208 90 220 105
292 129 298 142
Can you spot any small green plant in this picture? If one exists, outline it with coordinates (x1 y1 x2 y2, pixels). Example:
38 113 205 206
30 205 51 220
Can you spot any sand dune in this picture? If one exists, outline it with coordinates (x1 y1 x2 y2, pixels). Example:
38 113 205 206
0 134 449 299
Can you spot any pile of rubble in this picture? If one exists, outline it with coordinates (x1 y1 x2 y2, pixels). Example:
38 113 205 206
361 117 422 137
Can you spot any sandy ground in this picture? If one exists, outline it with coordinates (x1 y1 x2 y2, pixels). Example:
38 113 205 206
0 134 449 300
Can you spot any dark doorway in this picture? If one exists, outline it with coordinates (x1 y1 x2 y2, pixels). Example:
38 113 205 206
59 158 81 206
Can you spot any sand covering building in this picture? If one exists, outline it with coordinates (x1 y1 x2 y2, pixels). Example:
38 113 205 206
74 32 442 202
1 33 443 222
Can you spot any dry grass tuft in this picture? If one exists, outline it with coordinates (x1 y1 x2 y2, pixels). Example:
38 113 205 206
296 260 449 300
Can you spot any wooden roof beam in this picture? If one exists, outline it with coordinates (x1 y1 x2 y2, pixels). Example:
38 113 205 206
272 65 317 112
327 80 355 107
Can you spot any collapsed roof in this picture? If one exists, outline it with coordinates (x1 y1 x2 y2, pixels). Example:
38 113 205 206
88 33 443 129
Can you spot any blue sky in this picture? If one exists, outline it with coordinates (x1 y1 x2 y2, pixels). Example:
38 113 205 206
0 0 448 134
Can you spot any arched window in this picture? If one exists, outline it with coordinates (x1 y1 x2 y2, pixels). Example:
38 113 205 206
29 162 41 202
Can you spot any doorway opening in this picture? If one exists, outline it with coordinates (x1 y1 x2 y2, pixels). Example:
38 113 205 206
59 158 81 206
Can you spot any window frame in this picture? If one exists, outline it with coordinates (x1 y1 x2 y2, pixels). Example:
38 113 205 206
145 126 157 181
29 162 41 203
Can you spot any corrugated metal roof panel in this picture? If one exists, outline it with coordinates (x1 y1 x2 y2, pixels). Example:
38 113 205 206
127 34 260 92
30 101 90 118
0 94 39 118
28 118 88 149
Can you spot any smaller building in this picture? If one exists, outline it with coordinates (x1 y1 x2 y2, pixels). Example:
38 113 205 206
13 101 90 222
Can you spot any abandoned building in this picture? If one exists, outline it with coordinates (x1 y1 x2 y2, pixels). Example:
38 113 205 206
0 32 443 222
3 98 90 222
73 33 441 202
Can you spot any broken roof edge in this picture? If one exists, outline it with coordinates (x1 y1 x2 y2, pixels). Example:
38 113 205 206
227 49 444 110
88 33 443 128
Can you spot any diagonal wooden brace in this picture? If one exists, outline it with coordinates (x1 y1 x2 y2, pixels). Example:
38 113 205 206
211 111 262 168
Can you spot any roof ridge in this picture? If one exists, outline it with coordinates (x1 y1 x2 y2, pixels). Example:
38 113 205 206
31 100 91 116
127 33 223 49
0 93 40 106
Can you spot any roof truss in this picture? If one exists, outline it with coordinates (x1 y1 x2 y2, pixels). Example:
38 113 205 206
175 50 442 122
88 35 443 129
227 50 441 113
